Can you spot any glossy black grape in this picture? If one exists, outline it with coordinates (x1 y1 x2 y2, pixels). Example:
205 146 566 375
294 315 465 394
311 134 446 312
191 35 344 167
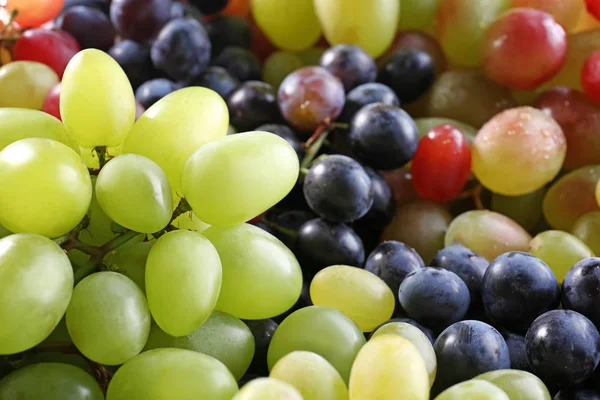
212 46 261 82
190 66 239 99
295 218 364 274
562 257 600 329
339 82 400 123
482 252 560 332
501 330 531 372
110 0 172 43
151 18 211 83
378 48 436 103
108 40 154 89
354 167 395 233
265 209 315 248
135 78 179 109
365 241 424 295
256 124 304 159
63 0 110 14
55 6 115 51
208 16 251 57
227 81 279 132
349 103 419 170
244 319 278 376
526 310 600 387
555 389 600 400
189 0 228 15
320 45 377 92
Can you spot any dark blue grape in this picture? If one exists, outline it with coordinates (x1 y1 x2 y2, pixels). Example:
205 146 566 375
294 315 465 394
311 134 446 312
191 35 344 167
227 81 279 132
266 209 315 248
169 2 205 24
562 257 600 330
364 241 424 295
339 82 400 123
256 124 304 159
110 0 171 43
151 18 211 83
501 330 531 372
55 6 115 51
370 317 435 344
190 66 239 99
63 0 109 14
554 389 600 400
526 310 600 388
108 40 154 90
212 46 261 82
482 252 560 332
244 319 278 376
349 103 418 170
378 48 436 104
208 16 251 57
303 155 374 223
354 167 395 233
189 0 228 15
135 78 179 109
320 45 377 93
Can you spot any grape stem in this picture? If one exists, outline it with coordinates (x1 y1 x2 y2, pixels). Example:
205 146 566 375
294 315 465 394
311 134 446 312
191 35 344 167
94 146 109 170
301 120 348 170
458 183 485 210
261 219 298 239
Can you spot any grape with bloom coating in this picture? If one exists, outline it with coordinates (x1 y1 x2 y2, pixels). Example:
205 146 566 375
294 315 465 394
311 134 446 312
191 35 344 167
475 369 551 400
233 378 303 400
0 61 58 110
434 380 509 400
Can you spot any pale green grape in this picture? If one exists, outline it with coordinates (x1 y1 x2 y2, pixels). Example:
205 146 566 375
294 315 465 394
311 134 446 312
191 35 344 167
296 47 327 66
491 188 546 232
172 211 211 233
123 87 229 198
267 306 365 383
104 242 153 293
252 0 321 51
0 61 58 109
144 311 255 380
572 211 600 255
96 154 173 233
398 0 440 31
202 223 302 319
0 138 92 237
529 230 594 282
270 351 348 400
263 51 305 88
349 335 429 400
145 230 222 337
371 322 437 386
233 378 303 400
66 272 151 365
445 210 532 261
61 49 135 148
182 131 299 227
434 380 509 400
414 118 477 143
475 370 551 400
310 265 395 332
79 176 118 246
0 234 73 355
23 353 91 374
0 363 103 400
106 348 238 400
313 0 399 58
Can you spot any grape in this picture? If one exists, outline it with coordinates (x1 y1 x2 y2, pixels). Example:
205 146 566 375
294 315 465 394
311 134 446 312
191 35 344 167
349 335 430 400
0 138 91 237
104 242 152 293
61 49 135 148
529 230 594 282
482 359 553 398
42 83 62 121
414 118 477 143
354 167 395 233
245 319 278 376
55 5 116 51
227 81 279 132
0 224 11 240
380 30 448 75
513 0 585 32
202 223 302 320
0 61 58 110
398 0 440 31
144 311 254 380
267 306 365 383
145 230 222 337
212 46 261 82
256 124 304 159
572 212 600 255
107 348 238 400
108 40 154 90
123 87 229 198
501 332 530 372
320 45 377 92
233 378 303 400
339 83 400 123
313 0 399 58
434 380 509 400
262 51 304 89
66 272 150 365
6 0 64 27
472 107 566 196
0 363 103 400
278 66 345 132
110 0 171 43
0 108 76 151
445 210 532 262
378 49 436 104
582 50 600 102
365 241 425 296
251 0 321 51
207 15 251 56
63 0 110 13
135 78 180 109
171 211 211 233
192 66 240 99
296 46 328 66
181 131 299 227
490 188 546 232
562 258 600 329
0 234 73 355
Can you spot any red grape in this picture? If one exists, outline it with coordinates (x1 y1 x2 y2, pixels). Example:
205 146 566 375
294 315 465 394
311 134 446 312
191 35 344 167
411 124 471 202
581 50 600 102
42 82 61 121
12 29 80 79
6 0 64 28
586 0 600 21
482 8 567 90
512 0 585 32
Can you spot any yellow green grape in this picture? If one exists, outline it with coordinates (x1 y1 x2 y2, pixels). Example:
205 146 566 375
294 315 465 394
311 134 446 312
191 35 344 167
475 370 551 400
398 0 440 31
491 188 546 232
104 242 153 293
0 61 58 109
434 380 509 400
233 378 303 400
296 47 327 65
572 211 600 255
262 51 305 88
172 211 211 233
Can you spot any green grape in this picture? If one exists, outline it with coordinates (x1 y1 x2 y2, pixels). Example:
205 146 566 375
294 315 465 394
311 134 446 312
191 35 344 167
182 131 299 227
475 370 551 400
529 230 594 282
0 108 77 152
61 49 135 148
66 272 151 365
0 233 73 355
263 51 305 88
96 154 173 233
144 311 255 380
434 380 509 400
0 224 11 239
123 87 229 199
267 306 365 383
79 176 117 246
252 0 321 51
491 188 546 232
313 0 399 58
145 230 222 337
202 223 302 320
172 211 211 233
414 117 477 143
23 353 92 374
349 335 429 400
0 138 92 238
445 210 532 261
382 200 453 263
296 47 327 66
106 348 238 400
104 242 153 293
398 0 440 31
435 0 511 67
371 322 437 386
543 165 600 231
233 378 303 400
572 212 600 255
0 61 58 109
270 351 348 400
310 265 395 332
0 363 103 400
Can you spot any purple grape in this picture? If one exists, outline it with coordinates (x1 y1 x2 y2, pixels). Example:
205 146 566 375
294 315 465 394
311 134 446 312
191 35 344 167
110 0 172 42
55 5 115 51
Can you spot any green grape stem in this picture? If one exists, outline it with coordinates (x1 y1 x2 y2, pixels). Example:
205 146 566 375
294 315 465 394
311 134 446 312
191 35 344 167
261 219 298 239
94 146 108 170
300 120 348 170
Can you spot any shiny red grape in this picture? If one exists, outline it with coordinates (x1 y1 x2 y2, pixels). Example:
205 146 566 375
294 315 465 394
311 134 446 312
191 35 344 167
411 124 471 202
586 0 600 21
42 83 61 121
581 50 600 102
482 8 567 90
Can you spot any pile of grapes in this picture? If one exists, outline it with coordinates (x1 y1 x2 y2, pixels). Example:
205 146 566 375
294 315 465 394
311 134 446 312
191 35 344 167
2 0 600 399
